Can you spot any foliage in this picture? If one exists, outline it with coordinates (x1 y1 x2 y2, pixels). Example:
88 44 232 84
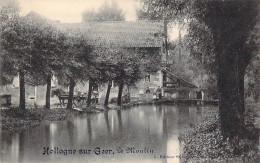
185 20 216 74
136 0 188 62
180 0 259 102
56 33 93 109
96 47 141 86
137 48 161 74
54 33 93 86
1 16 30 73
136 0 187 21
92 45 160 87
0 0 21 85
186 0 259 73
20 12 67 86
180 107 259 162
82 0 125 22
0 0 20 22
90 46 118 84
166 38 218 98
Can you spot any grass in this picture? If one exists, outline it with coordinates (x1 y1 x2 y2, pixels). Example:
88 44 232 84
179 104 260 163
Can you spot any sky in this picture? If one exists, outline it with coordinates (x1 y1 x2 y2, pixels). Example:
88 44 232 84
16 0 180 40
18 0 138 23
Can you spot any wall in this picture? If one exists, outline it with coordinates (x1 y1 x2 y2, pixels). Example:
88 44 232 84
0 84 60 107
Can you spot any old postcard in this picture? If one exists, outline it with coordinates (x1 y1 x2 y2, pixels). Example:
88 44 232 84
1 0 259 163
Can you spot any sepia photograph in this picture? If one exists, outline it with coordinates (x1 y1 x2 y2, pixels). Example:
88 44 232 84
0 0 259 162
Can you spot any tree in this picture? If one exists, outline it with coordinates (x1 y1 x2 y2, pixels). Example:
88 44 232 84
113 48 143 106
23 12 67 109
138 0 259 139
187 0 259 138
170 35 218 99
93 44 161 106
82 0 126 107
112 47 161 106
0 0 18 86
137 0 187 59
59 34 93 110
85 66 100 107
92 46 145 106
0 2 67 110
137 0 186 20
82 0 125 22
91 46 118 106
0 0 29 109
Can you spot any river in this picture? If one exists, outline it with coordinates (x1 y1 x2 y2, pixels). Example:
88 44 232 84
1 104 216 163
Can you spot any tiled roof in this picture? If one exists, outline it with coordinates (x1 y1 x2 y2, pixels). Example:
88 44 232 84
24 12 162 48
58 21 163 48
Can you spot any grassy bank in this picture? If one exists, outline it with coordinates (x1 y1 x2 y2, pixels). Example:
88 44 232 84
179 104 260 162
0 106 99 132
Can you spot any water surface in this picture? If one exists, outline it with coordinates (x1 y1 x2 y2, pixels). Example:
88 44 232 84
1 104 216 163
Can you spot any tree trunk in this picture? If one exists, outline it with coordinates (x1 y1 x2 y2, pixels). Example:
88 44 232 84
19 70 25 109
45 75 52 109
87 80 93 106
104 80 112 106
218 52 245 139
67 78 75 110
117 82 124 106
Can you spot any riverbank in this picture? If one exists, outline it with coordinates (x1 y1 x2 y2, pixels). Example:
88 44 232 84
179 103 260 162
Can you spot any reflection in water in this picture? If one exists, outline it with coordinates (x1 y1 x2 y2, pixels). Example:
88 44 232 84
1 104 218 163
87 116 92 144
104 112 111 137
49 123 57 149
117 110 123 132
18 131 25 163
67 121 75 148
